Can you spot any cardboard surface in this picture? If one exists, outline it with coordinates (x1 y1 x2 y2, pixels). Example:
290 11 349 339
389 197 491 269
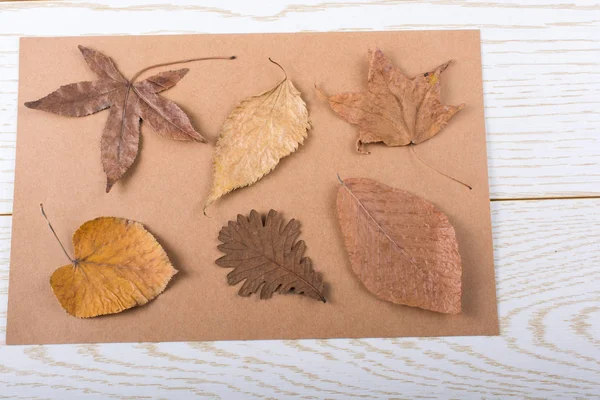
7 30 498 345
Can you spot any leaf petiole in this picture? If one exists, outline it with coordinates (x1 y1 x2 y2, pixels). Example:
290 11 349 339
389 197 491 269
40 204 75 264
409 145 472 190
268 57 288 84
130 55 236 83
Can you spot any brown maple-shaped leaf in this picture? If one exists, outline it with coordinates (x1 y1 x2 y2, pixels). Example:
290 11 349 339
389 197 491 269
318 49 465 154
336 177 462 314
216 210 326 302
41 205 177 318
25 46 232 192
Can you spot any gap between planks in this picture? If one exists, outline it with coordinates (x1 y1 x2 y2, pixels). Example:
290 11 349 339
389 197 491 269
0 195 599 219
490 194 600 202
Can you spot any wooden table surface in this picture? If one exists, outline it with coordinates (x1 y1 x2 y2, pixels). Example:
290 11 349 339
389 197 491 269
0 1 598 398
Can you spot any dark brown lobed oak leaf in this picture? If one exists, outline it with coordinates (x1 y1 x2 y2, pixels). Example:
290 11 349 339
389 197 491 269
336 177 462 314
25 46 207 192
318 49 465 154
216 210 326 302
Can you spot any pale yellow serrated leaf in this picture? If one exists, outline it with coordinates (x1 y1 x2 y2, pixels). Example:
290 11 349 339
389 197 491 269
204 76 309 211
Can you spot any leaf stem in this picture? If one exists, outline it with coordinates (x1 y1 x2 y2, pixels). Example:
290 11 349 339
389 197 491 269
314 84 328 100
40 204 75 264
130 55 237 83
268 57 287 83
409 145 472 190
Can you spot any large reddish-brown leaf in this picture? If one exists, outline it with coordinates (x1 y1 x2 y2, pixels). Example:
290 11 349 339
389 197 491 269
216 210 326 302
318 49 465 154
336 177 462 314
25 46 207 192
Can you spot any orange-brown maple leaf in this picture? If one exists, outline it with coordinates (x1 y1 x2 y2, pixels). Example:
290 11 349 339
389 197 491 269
319 49 465 154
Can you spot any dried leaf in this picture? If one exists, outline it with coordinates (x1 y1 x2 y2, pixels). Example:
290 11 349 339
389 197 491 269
216 210 326 302
318 49 465 154
204 61 309 210
42 206 177 318
25 46 222 192
336 177 462 314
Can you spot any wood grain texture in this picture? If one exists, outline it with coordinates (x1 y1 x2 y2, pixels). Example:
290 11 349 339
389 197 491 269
0 0 599 398
0 0 597 213
0 199 599 398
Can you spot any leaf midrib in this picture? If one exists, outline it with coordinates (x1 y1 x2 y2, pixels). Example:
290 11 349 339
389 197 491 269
326 96 411 142
341 180 419 268
54 84 124 106
227 233 324 300
133 84 195 137
113 82 197 165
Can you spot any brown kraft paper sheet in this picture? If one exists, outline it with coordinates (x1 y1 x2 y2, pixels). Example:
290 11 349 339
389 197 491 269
7 30 498 344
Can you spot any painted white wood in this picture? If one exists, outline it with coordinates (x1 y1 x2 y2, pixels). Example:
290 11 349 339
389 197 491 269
0 1 599 398
0 199 598 398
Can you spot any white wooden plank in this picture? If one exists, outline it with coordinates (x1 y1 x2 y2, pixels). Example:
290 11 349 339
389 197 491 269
0 1 597 213
0 198 598 398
